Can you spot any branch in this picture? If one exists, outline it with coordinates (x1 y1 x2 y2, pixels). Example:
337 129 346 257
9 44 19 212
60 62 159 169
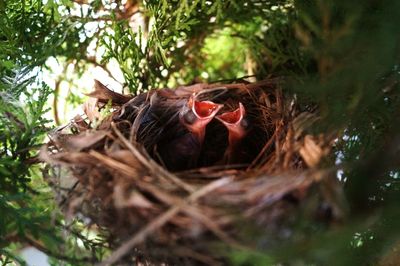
85 56 123 86
53 80 61 126
24 236 99 264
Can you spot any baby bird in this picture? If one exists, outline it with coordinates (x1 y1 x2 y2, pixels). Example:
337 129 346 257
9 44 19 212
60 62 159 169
179 95 224 145
155 93 223 171
216 102 248 164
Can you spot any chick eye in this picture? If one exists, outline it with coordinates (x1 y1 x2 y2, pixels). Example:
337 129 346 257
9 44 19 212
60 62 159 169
240 117 249 129
183 111 196 125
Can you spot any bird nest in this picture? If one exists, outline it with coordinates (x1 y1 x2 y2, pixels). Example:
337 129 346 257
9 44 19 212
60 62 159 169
41 78 346 265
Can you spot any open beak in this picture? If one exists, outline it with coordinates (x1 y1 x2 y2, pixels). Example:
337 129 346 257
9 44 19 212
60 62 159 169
180 95 223 143
216 102 247 146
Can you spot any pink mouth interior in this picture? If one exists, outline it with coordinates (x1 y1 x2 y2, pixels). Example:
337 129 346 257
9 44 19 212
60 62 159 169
194 101 220 118
218 108 241 124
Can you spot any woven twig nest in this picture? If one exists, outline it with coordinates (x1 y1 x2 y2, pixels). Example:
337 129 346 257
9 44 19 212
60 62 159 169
42 78 347 265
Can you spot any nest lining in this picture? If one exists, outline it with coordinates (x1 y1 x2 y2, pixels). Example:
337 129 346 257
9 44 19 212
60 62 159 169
42 78 344 265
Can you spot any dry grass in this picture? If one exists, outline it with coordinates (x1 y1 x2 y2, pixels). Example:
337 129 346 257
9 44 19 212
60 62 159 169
41 78 346 265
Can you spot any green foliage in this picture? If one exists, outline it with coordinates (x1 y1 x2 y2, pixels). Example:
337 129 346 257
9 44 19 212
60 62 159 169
0 79 50 191
100 0 294 92
101 18 150 92
0 0 107 264
229 249 274 266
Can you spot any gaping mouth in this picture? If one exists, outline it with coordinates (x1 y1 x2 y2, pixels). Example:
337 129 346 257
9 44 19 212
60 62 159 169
216 102 245 124
193 101 223 118
217 108 241 124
